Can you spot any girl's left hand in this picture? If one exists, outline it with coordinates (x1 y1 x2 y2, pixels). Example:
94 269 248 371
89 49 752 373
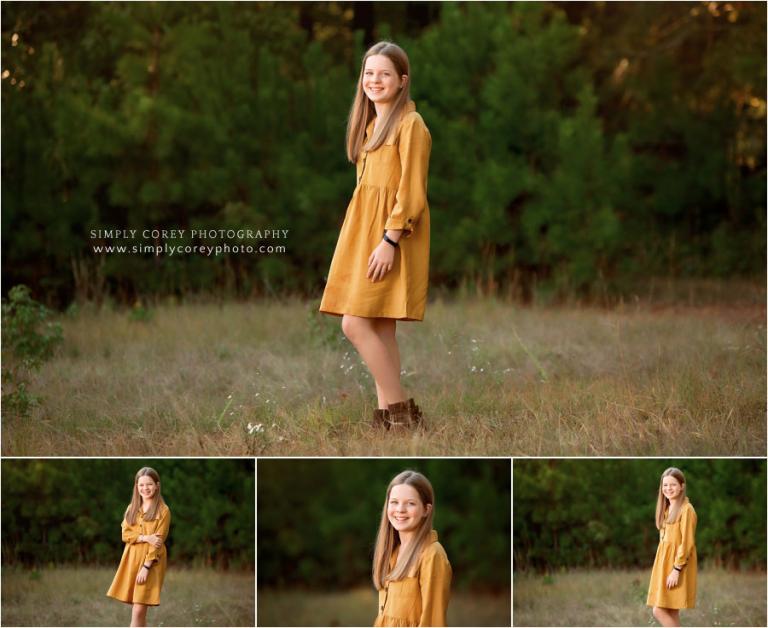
367 241 395 282
136 566 150 584
665 569 679 589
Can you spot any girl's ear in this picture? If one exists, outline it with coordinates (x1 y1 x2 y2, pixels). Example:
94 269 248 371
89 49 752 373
424 503 432 517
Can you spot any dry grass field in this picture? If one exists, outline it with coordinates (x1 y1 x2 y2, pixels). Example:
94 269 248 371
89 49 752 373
513 568 766 626
1 566 254 627
3 291 764 456
258 586 511 627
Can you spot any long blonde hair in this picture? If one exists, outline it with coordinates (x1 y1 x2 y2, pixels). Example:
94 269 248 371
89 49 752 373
372 470 435 590
346 41 412 163
655 467 687 529
125 467 168 525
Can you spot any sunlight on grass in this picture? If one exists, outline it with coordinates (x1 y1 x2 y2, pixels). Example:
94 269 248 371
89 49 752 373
258 586 510 627
1 566 254 627
3 296 764 456
513 569 766 627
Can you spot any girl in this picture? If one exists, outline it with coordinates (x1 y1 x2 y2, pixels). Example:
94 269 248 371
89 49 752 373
319 41 432 429
372 470 451 627
646 467 697 627
107 467 171 627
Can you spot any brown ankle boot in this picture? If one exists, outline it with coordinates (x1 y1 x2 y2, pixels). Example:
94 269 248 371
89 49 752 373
373 408 389 428
386 398 424 429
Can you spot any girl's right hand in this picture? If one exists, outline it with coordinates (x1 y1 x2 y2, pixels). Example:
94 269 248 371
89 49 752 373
367 240 395 282
136 565 150 584
143 533 163 548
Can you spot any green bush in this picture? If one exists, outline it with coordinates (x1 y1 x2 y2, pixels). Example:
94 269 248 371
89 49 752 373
1 285 63 416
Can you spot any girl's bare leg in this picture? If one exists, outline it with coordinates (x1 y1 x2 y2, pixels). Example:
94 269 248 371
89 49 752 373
342 315 405 407
652 606 681 627
131 603 148 627
372 318 401 409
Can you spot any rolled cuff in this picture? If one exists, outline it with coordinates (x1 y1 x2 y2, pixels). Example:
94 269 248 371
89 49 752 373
384 214 416 237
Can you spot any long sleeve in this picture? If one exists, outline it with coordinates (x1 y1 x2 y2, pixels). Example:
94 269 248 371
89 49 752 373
144 507 171 564
418 546 452 627
674 505 697 568
385 114 431 238
121 518 141 544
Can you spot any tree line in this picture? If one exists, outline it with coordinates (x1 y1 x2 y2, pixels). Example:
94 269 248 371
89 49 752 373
514 459 766 572
1 459 255 569
2 2 764 307
258 459 511 590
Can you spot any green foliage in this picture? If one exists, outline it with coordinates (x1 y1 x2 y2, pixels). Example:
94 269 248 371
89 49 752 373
2 3 764 306
413 3 629 297
128 300 153 322
1 459 255 569
306 299 345 350
2 285 63 369
1 285 63 416
514 459 767 572
258 459 510 590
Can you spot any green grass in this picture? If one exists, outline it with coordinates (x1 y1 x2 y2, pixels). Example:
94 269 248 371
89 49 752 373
257 587 510 627
513 569 767 626
3 295 764 456
1 565 254 627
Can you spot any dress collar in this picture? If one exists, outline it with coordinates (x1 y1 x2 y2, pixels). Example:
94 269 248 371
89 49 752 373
366 100 417 136
387 529 439 574
663 496 690 527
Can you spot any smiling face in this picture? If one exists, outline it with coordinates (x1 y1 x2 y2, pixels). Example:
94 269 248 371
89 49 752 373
387 483 430 533
137 474 159 501
662 474 684 500
363 54 406 105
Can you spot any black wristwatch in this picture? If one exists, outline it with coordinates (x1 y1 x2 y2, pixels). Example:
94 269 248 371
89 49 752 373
382 232 399 248
673 566 682 572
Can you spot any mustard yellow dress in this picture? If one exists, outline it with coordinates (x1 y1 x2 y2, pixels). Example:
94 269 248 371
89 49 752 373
319 100 432 321
106 504 171 606
646 499 697 609
374 530 452 627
